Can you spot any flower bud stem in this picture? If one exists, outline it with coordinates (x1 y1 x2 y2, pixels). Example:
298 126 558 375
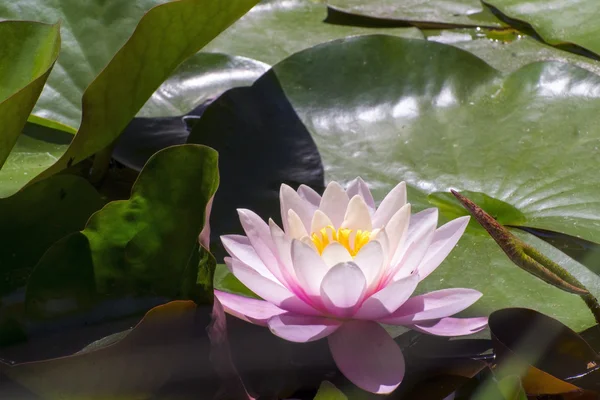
451 190 600 325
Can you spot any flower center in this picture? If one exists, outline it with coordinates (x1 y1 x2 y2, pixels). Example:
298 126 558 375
310 225 371 257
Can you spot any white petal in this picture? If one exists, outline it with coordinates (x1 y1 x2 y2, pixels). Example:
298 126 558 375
292 240 329 298
346 177 375 214
388 208 438 281
353 240 385 287
321 242 353 268
354 274 419 320
287 209 309 239
341 195 372 231
221 235 278 282
280 184 313 233
268 313 341 342
297 184 321 208
319 181 350 228
417 216 470 281
384 204 411 259
311 210 334 234
320 262 366 317
373 182 407 228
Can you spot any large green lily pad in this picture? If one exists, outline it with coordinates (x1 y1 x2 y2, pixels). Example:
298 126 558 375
484 0 600 56
0 0 258 197
324 0 505 28
194 35 600 331
137 52 269 118
204 0 424 65
425 29 600 74
0 21 60 168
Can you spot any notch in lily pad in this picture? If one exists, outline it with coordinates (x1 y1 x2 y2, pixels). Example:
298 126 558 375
450 190 600 324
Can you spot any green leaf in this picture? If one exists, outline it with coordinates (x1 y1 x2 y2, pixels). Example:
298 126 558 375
193 35 600 331
0 123 73 198
425 29 600 75
0 0 258 197
203 0 424 65
313 381 348 400
0 21 60 168
484 0 600 56
323 0 506 28
0 173 104 298
138 52 270 118
25 144 219 320
214 264 260 299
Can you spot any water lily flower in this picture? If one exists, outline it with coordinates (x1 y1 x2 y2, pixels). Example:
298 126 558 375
215 178 487 394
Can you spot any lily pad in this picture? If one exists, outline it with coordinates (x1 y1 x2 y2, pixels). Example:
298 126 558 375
137 52 270 118
425 29 600 74
0 0 258 197
0 21 60 168
484 0 600 56
203 0 424 65
323 0 505 28
192 35 600 331
25 144 219 321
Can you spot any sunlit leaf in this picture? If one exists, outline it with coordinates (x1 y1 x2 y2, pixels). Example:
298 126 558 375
0 21 60 168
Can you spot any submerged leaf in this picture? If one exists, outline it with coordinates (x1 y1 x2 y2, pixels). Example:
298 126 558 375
489 308 600 394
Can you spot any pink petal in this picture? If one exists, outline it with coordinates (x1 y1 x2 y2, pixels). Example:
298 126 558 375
221 235 279 283
353 240 385 287
380 288 483 325
373 182 407 228
341 195 372 231
320 262 366 317
319 181 350 228
409 317 488 336
267 313 341 342
227 257 320 316
311 210 334 234
328 320 405 394
346 177 375 214
280 184 313 233
417 216 470 281
388 208 438 282
268 219 297 287
292 240 329 298
199 195 214 249
215 290 286 326
321 242 352 268
354 274 419 320
383 204 411 260
237 209 284 283
297 184 321 208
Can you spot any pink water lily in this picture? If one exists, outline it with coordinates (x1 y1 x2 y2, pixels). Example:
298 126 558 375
215 178 487 394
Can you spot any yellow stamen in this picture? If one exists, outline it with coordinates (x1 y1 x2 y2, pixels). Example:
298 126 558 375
310 225 371 256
